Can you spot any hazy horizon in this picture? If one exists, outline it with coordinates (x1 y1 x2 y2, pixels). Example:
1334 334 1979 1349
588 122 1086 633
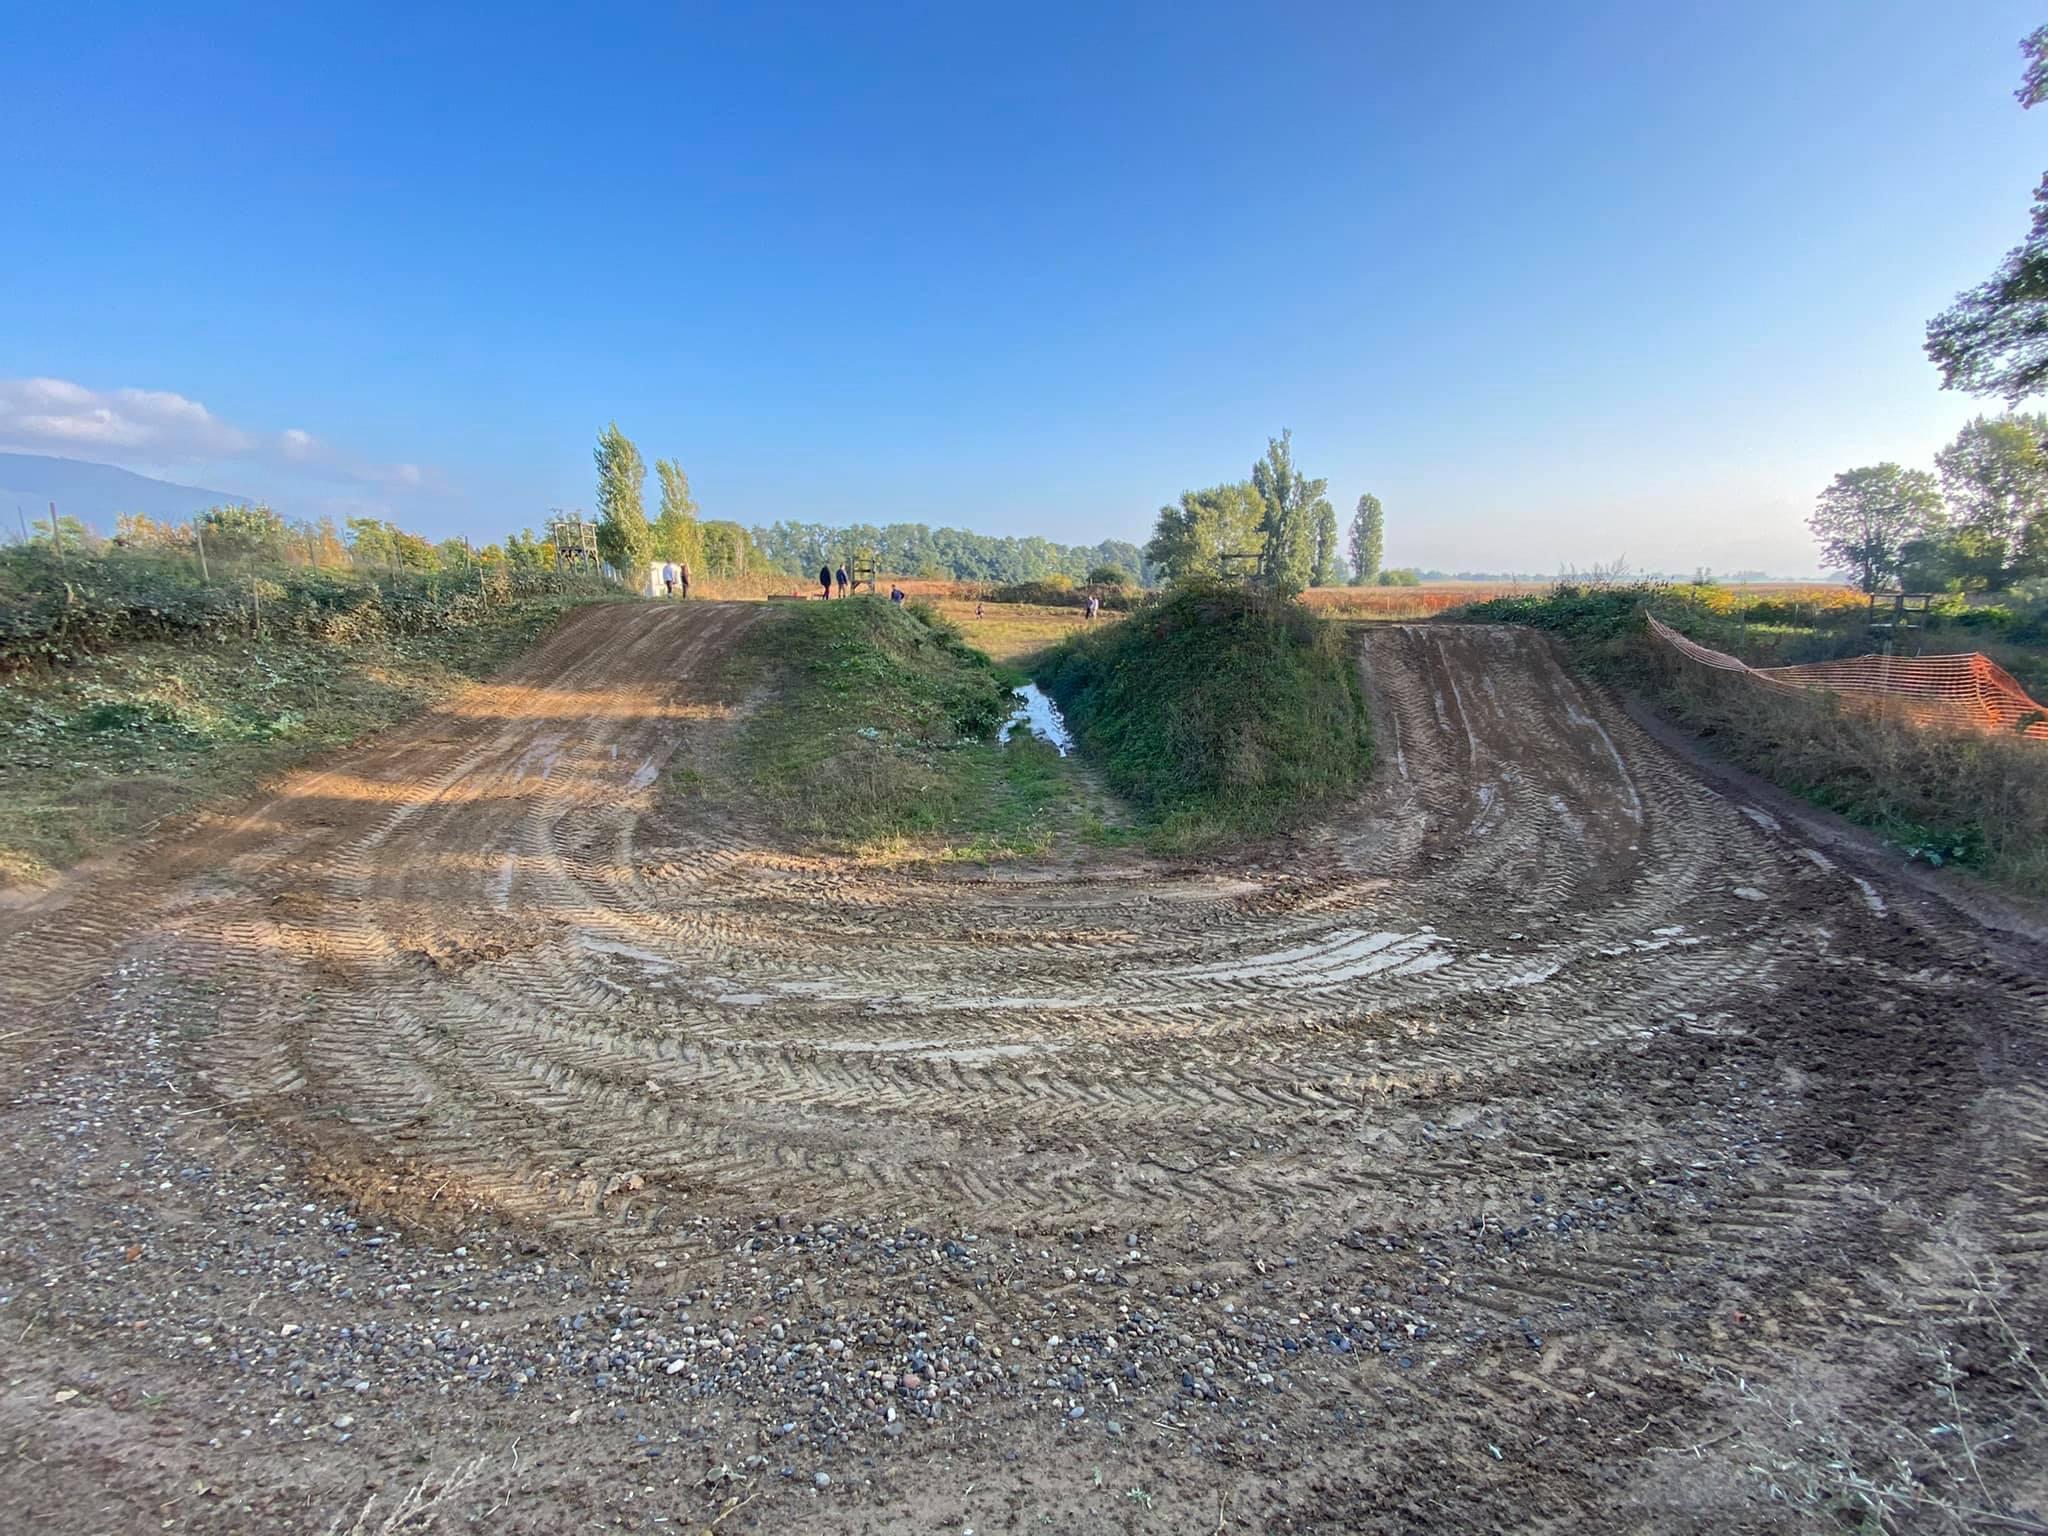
2 1 2039 575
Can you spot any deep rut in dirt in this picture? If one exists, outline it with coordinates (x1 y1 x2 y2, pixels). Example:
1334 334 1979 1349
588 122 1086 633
4 601 2045 1533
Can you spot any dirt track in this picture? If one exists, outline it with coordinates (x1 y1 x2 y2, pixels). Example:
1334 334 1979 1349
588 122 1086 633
3 602 2045 1533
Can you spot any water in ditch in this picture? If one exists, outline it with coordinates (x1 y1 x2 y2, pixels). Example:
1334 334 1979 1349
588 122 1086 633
1001 682 1075 756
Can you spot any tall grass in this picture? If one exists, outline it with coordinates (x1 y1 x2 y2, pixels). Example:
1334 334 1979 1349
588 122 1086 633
1649 646 2048 891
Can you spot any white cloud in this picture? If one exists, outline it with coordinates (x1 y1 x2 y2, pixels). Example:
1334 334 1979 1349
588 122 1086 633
0 376 250 458
0 376 445 495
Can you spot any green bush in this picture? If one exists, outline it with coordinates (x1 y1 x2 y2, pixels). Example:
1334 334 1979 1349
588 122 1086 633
1946 604 2017 631
1037 579 1372 848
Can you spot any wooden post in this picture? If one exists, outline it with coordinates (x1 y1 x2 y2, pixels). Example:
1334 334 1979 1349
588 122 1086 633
48 502 67 569
194 521 210 582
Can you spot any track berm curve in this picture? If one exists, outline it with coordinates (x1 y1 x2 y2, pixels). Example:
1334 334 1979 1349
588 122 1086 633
3 601 2043 1533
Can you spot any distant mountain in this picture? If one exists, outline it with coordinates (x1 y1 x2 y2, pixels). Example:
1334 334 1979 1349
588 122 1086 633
0 452 248 531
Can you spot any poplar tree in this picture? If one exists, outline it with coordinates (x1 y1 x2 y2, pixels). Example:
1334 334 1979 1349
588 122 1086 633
652 457 704 570
1312 499 1343 587
593 422 652 578
1251 430 1330 596
1348 493 1384 585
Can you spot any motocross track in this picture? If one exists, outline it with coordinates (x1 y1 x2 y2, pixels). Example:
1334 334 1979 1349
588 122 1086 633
3 601 2046 1534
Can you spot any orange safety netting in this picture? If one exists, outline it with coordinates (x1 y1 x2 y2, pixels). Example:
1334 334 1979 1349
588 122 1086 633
1646 614 2048 741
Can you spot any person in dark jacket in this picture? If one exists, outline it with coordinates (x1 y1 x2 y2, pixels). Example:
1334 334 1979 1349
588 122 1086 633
819 564 833 600
835 563 849 597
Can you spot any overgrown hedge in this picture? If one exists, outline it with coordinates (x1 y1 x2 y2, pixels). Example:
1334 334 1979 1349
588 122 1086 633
0 547 613 671
985 580 1139 612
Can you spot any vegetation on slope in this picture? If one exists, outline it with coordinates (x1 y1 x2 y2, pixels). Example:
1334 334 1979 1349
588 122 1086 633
1460 584 2048 895
0 542 608 671
1037 580 1373 851
727 596 1093 857
0 582 607 884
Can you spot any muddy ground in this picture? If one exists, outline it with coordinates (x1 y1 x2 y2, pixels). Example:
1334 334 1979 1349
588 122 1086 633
3 602 2045 1533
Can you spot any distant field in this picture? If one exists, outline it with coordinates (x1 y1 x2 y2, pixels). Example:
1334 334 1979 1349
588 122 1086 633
1303 581 1542 619
926 598 1090 665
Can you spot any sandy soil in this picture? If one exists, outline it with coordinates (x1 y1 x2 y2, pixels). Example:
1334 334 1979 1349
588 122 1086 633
3 602 2044 1533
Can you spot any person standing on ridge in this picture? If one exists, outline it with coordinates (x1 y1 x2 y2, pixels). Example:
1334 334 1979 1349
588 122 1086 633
819 564 833 600
677 558 691 599
661 560 677 598
836 562 849 598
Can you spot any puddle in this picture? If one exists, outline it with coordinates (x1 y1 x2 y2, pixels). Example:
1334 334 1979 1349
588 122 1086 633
579 936 678 969
817 1038 1055 1064
1001 683 1074 756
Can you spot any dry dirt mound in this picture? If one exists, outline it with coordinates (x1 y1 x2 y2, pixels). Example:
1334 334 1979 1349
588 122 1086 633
3 603 2045 1534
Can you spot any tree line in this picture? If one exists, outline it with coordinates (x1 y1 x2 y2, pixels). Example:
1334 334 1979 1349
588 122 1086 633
1810 414 2048 594
749 522 1143 586
1144 430 1398 592
593 422 1146 585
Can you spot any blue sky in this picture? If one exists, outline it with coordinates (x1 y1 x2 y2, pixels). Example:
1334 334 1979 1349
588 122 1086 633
2 1 2042 574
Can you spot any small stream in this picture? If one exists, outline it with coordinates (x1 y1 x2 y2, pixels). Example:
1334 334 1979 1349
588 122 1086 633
1001 682 1075 756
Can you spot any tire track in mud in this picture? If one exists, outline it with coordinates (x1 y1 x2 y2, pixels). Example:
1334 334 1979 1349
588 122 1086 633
5 607 2045 1392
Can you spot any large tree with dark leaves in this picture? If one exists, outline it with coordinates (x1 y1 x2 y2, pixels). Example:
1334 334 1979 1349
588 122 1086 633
1926 27 2048 401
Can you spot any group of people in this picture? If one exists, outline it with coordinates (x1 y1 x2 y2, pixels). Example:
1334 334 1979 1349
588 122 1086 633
815 562 906 604
655 558 955 611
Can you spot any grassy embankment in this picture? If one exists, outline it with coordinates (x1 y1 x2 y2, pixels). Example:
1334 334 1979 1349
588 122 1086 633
1462 584 2048 896
1037 581 1374 852
720 595 1102 858
0 547 616 884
